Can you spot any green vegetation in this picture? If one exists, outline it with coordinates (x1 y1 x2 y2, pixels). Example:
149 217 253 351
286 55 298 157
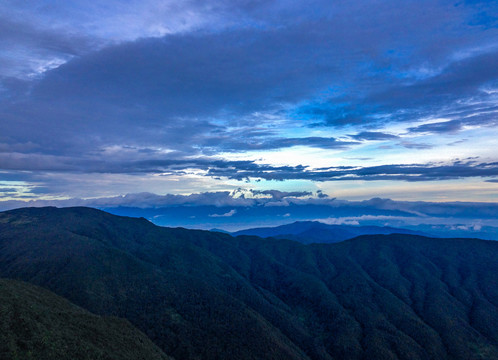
0 206 497 359
0 278 170 360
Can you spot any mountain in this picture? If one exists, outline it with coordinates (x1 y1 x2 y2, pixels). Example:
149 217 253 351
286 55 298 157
209 227 231 234
0 278 169 360
401 223 498 241
231 220 427 244
1 207 497 360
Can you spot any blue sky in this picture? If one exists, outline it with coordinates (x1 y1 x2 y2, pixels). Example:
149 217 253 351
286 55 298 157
1 0 498 207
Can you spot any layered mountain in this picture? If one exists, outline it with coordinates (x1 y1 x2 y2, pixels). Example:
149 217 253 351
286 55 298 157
0 278 169 360
231 220 427 244
1 207 497 360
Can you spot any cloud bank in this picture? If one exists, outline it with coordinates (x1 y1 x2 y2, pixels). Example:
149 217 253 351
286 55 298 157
0 0 497 201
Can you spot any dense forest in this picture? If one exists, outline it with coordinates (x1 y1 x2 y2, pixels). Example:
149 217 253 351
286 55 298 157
0 207 497 359
0 278 169 360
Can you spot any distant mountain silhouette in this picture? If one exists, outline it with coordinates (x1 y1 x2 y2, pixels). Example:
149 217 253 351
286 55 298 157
0 207 497 360
209 227 231 234
231 220 427 243
0 278 169 360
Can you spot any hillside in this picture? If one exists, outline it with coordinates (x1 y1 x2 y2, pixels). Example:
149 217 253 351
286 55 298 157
0 278 169 360
0 207 497 360
231 220 426 243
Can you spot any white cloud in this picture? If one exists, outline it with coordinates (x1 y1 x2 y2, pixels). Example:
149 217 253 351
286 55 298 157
209 209 237 217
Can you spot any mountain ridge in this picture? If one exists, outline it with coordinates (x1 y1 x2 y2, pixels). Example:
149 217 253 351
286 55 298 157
231 220 428 244
1 206 497 360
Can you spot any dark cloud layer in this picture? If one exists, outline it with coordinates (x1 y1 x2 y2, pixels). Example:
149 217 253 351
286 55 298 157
2 0 497 150
349 131 399 141
2 152 496 183
204 136 357 152
298 50 498 130
0 0 497 201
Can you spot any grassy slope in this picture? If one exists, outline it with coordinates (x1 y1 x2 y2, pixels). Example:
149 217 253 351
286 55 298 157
0 206 497 360
0 278 170 360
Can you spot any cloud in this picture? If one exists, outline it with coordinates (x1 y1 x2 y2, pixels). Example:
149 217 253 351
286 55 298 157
93 192 253 208
0 24 363 159
3 0 497 154
0 188 322 210
299 49 498 131
205 136 357 152
1 152 497 189
398 141 434 150
0 0 497 202
319 217 361 226
349 132 399 141
407 119 465 134
315 214 491 228
207 160 498 182
209 209 237 217
249 190 313 200
0 0 273 79
0 189 495 217
0 187 18 193
0 16 100 79
2 191 497 235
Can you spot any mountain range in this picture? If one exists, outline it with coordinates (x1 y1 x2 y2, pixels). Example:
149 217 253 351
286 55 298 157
230 221 428 244
98 203 498 241
0 206 497 359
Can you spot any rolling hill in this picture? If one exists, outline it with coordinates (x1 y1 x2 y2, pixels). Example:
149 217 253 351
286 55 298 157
0 207 497 360
0 278 169 360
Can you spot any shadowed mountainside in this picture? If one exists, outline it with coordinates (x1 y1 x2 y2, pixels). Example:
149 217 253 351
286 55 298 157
0 278 169 360
0 207 497 360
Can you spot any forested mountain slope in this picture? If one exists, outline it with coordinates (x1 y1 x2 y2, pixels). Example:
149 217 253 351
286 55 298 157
0 207 497 360
0 278 169 360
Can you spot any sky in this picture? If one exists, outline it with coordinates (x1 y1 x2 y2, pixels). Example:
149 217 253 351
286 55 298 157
1 0 498 214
